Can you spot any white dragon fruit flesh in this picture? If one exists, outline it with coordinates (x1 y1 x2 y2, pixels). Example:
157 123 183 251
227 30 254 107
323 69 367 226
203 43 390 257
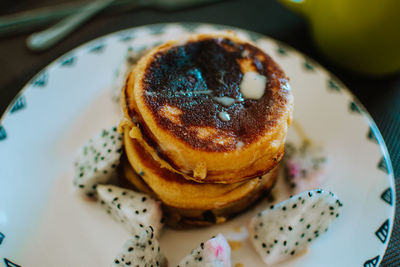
248 189 343 265
97 185 164 237
284 141 328 194
73 126 123 198
177 233 231 267
111 226 167 267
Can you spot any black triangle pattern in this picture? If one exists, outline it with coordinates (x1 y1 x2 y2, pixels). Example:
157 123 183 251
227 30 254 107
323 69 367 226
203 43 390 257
247 32 261 42
31 73 48 87
277 45 287 56
119 33 134 42
149 24 166 35
304 60 315 71
60 56 75 66
381 187 393 206
0 126 6 141
10 96 26 114
367 127 378 143
0 232 4 245
363 255 380 267
375 219 389 244
377 157 389 174
89 43 105 53
349 101 361 114
328 78 341 92
182 23 199 33
3 258 21 267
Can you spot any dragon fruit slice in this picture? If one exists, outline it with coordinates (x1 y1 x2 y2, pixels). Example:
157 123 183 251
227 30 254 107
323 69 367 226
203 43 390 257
284 141 328 194
248 189 343 265
111 226 167 267
73 126 123 198
97 185 163 237
177 233 231 267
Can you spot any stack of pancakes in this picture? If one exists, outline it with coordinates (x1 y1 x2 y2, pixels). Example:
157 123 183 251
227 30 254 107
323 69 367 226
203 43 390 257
120 32 293 227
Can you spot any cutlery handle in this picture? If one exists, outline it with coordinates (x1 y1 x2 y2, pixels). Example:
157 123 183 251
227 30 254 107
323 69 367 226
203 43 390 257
26 0 115 51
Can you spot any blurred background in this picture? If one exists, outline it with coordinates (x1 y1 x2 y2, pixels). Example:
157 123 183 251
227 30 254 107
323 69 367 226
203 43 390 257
0 0 399 265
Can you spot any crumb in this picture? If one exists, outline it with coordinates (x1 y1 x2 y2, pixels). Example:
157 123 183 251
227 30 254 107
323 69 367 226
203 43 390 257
228 240 242 251
234 226 242 233
235 263 244 267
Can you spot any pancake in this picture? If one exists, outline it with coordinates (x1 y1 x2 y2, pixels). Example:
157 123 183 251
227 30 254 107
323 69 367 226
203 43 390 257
122 128 278 227
122 32 293 184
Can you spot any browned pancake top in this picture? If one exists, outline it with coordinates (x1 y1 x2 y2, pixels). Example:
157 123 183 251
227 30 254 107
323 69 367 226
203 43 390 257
141 37 290 152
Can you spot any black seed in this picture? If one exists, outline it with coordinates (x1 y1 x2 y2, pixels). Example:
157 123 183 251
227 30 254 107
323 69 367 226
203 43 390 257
267 250 270 254
274 240 278 244
300 218 304 222
126 262 131 265
262 243 266 248
292 204 297 208
143 209 147 213
200 242 204 249
198 257 202 261
290 250 295 255
78 184 84 188
308 192 312 197
139 171 144 176
135 210 139 214
295 242 299 246
100 156 104 160
283 241 287 246
117 204 121 209
113 197 119 202
142 196 147 202
149 240 152 245
257 212 262 217
308 238 312 242
254 235 258 239
307 224 310 229
259 222 264 227
282 206 286 211
114 259 120 264
336 213 339 217
79 172 84 177
329 206 334 210
135 235 140 239
330 212 334 215
270 205 274 209
128 247 133 252
87 192 94 198
122 191 127 195
113 127 117 132
103 143 107 147
312 204 316 208
139 223 143 228
301 199 305 204
103 170 107 174
100 200 105 205
290 182 296 188
301 233 305 238
111 164 116 168
288 226 293 231
280 227 284 231
316 189 322 193
111 135 115 139
108 149 111 153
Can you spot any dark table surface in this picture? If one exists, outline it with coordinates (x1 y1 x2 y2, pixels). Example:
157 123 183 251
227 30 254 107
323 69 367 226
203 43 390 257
0 0 399 265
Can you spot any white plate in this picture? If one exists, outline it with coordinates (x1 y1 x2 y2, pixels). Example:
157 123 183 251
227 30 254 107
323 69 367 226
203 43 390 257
0 23 395 267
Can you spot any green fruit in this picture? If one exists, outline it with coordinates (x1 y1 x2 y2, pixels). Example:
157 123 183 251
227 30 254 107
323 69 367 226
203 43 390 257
279 0 400 76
